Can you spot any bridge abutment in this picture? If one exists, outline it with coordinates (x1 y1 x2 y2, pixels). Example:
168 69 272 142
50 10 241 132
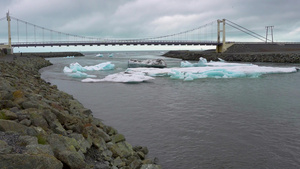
216 42 234 53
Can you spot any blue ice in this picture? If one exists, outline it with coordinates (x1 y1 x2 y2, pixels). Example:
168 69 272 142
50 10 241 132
168 69 261 81
67 71 97 78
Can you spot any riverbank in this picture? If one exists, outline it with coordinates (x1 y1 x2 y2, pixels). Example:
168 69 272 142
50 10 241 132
14 52 84 58
163 44 300 63
0 54 161 169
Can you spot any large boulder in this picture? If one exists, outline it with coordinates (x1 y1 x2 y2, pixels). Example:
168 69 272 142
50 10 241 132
47 133 80 155
25 144 54 156
57 151 86 169
82 125 110 150
0 154 63 169
0 109 18 120
0 119 28 134
0 140 12 154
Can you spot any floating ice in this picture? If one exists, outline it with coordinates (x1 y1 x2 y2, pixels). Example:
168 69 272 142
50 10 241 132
181 57 253 67
96 53 103 57
63 66 73 73
83 62 115 71
64 56 75 58
67 71 97 78
128 59 167 68
108 53 114 57
126 65 297 81
64 62 115 73
82 72 154 83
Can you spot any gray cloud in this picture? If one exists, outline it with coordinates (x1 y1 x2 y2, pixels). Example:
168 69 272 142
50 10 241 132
1 0 300 42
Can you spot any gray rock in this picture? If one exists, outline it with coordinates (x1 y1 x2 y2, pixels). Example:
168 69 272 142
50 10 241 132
25 144 54 156
116 141 134 158
57 150 86 169
42 109 67 135
22 101 39 109
108 141 134 158
113 157 125 168
0 100 18 109
106 126 118 136
28 110 49 130
18 135 38 146
9 107 19 113
0 140 12 154
80 108 92 116
0 109 18 120
128 157 142 169
47 133 79 155
0 154 63 169
69 99 85 115
83 126 109 150
69 133 91 154
19 118 32 126
0 119 28 134
111 133 125 143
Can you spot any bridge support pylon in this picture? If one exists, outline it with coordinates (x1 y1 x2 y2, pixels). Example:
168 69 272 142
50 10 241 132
216 19 233 53
3 11 13 55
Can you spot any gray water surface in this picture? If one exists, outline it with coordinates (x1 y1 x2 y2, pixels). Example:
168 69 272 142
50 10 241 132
41 51 300 169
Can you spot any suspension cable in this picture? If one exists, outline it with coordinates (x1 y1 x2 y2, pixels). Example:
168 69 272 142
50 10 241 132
9 15 217 42
10 16 99 41
226 22 265 42
226 19 270 42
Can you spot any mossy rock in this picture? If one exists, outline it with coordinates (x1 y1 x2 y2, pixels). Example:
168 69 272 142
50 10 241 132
13 90 24 99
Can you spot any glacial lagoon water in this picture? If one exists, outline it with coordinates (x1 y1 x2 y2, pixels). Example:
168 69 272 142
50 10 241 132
41 51 300 169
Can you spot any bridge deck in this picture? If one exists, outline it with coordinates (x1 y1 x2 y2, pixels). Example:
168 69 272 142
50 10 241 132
10 41 221 47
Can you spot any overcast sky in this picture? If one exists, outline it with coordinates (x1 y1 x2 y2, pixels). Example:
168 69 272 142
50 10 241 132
1 0 300 51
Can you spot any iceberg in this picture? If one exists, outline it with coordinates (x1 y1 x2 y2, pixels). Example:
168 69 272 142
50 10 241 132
64 62 115 79
128 59 167 68
96 53 103 57
82 72 154 83
181 57 253 67
108 53 114 57
125 65 297 81
64 62 115 73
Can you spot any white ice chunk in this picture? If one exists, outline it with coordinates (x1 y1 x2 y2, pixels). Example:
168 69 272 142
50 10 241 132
65 62 115 72
218 58 225 62
126 65 297 81
108 53 114 57
96 53 103 57
64 56 75 58
63 66 73 73
181 57 253 67
82 72 154 83
83 62 115 71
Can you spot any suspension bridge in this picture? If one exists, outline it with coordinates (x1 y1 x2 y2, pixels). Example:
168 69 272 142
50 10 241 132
0 12 272 54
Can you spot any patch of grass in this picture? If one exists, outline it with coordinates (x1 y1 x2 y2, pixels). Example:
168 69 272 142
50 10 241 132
0 111 8 120
36 134 47 145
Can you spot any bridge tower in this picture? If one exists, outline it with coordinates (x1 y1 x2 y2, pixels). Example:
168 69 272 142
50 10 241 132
216 19 233 53
1 11 13 54
7 11 12 48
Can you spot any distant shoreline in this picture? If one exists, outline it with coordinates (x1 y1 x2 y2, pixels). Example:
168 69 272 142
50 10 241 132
14 52 84 58
163 44 300 63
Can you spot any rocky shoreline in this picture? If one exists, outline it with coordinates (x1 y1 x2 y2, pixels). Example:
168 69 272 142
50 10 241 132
0 55 161 169
163 50 300 63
